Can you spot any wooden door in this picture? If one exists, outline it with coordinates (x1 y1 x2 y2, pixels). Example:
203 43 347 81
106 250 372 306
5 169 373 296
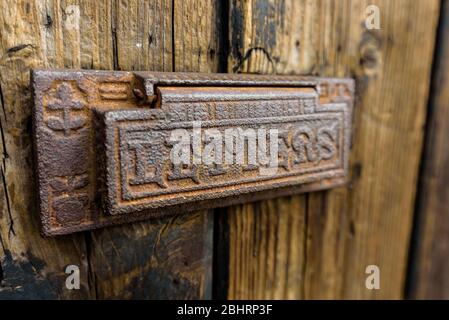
0 0 445 299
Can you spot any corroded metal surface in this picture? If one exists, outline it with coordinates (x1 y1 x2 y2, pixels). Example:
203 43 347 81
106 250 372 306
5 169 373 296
32 70 354 235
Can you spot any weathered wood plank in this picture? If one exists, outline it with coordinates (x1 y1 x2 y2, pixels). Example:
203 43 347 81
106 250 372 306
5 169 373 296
85 0 173 297
114 0 172 71
0 0 104 299
408 0 449 300
0 0 222 299
224 0 439 299
173 0 223 72
87 212 213 299
86 0 223 299
225 197 307 299
303 189 348 299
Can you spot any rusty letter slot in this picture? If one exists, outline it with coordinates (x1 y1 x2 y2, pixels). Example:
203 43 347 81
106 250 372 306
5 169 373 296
32 70 354 235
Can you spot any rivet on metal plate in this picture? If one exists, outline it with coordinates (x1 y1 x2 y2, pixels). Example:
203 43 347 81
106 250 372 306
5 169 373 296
32 70 354 235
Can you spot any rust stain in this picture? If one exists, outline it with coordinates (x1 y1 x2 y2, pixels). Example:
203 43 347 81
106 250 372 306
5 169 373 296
31 70 354 235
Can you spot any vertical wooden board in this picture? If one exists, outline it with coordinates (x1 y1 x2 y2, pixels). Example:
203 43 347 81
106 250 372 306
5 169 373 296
226 197 307 299
87 212 213 299
0 0 219 299
225 0 439 299
338 0 438 299
173 0 223 72
229 0 319 75
303 190 348 299
0 0 117 298
86 0 224 299
114 0 172 71
409 0 449 300
38 0 115 69
86 0 173 299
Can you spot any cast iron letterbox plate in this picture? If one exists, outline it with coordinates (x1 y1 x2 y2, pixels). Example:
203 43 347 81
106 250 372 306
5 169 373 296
32 70 354 236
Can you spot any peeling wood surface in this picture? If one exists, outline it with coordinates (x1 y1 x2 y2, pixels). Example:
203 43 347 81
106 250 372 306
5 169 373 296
223 0 439 299
409 0 449 300
0 0 221 299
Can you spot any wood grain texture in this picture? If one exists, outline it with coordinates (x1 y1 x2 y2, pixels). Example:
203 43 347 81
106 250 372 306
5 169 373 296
87 211 213 299
226 197 307 299
0 0 222 299
85 0 223 299
408 0 449 300
0 0 441 300
115 0 172 71
224 0 439 299
173 0 223 72
0 0 96 299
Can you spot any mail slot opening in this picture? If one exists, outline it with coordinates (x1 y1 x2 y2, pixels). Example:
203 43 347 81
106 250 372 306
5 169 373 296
97 84 349 216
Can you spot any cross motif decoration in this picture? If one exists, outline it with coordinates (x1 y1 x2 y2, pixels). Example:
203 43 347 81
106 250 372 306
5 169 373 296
46 83 85 135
